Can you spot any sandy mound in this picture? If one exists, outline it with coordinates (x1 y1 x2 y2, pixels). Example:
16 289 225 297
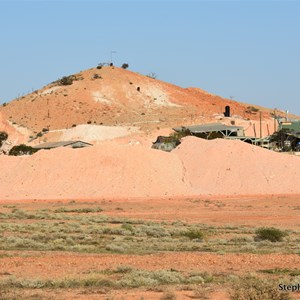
1 136 300 200
0 143 189 200
174 136 300 195
60 124 140 143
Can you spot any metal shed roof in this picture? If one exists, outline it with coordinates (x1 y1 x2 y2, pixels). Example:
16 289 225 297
173 123 244 134
32 140 92 149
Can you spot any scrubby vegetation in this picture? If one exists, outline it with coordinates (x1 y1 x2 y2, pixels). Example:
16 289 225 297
182 228 204 240
97 62 106 69
59 75 76 86
230 277 291 300
8 144 39 156
0 203 297 299
0 205 297 255
260 268 300 277
245 106 260 114
0 131 8 147
121 63 129 69
53 74 82 86
92 73 102 79
255 227 288 242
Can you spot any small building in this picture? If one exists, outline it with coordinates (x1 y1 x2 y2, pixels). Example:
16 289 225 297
173 123 244 138
32 140 92 150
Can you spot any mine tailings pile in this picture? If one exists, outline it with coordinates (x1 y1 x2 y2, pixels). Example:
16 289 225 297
0 136 300 200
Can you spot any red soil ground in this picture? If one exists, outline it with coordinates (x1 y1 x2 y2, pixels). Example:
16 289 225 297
0 195 299 299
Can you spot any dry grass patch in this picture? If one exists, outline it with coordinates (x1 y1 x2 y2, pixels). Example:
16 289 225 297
229 276 292 300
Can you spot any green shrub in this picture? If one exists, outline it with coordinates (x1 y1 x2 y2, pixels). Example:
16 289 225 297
121 63 129 69
58 75 76 86
119 270 184 287
121 223 134 232
255 227 288 242
8 144 39 156
182 229 204 240
97 63 105 69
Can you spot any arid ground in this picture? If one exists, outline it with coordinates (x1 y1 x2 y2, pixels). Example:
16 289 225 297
1 65 300 299
0 195 299 299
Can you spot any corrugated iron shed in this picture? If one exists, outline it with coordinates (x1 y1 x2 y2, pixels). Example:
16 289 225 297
173 123 244 135
33 141 92 149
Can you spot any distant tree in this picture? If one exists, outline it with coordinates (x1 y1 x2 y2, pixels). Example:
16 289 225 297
121 63 129 69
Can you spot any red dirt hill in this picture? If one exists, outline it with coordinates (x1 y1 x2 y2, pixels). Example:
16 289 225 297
0 66 279 135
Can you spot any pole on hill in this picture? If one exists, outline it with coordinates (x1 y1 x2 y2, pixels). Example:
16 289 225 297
259 111 262 138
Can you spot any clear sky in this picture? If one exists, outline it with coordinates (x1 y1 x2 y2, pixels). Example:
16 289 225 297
1 0 300 114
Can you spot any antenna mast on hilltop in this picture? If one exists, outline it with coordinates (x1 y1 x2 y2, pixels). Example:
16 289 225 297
110 51 117 64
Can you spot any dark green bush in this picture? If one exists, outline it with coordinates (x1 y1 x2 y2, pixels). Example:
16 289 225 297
255 227 288 242
9 144 39 156
59 75 76 86
0 131 8 147
121 63 129 69
97 63 106 69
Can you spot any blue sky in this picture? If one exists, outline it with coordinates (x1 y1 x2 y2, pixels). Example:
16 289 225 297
1 0 300 114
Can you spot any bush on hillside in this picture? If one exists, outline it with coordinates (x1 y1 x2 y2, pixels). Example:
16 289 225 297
97 62 106 69
0 131 8 147
59 75 76 86
245 106 259 114
93 74 102 79
121 63 129 69
9 144 39 156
